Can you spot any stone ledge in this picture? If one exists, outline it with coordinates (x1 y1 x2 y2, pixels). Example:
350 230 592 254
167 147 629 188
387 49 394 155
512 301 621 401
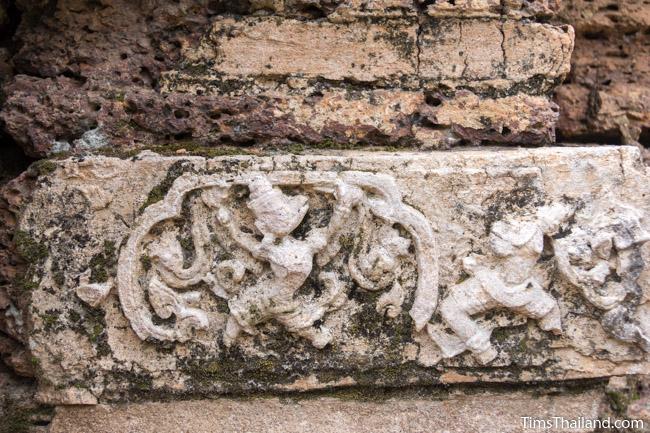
49 388 603 433
15 146 650 403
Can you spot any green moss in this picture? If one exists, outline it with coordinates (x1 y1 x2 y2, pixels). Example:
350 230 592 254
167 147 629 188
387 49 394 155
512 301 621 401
98 142 253 160
134 375 154 391
455 271 470 285
78 308 111 357
312 138 358 150
338 234 355 252
51 261 65 287
41 311 61 331
140 254 152 271
89 323 104 343
518 336 529 352
0 407 31 433
14 272 40 292
88 240 117 284
31 160 57 177
605 378 642 416
139 160 191 212
0 403 54 433
179 235 194 252
606 390 630 415
182 349 286 389
68 310 81 323
491 328 509 343
288 143 305 154
87 139 414 161
14 230 48 263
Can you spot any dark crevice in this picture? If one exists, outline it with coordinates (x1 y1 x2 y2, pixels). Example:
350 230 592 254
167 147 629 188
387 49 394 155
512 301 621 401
639 127 650 148
0 132 36 184
556 129 624 146
0 1 21 48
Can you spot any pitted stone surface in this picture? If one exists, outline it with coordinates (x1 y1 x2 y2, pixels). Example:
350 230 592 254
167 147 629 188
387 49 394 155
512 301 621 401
17 147 650 403
554 0 650 156
0 1 573 157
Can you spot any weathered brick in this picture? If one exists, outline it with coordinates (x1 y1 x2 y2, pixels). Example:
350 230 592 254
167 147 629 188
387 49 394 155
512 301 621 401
418 20 574 92
554 0 650 159
424 0 560 19
502 21 574 83
254 0 418 20
558 0 650 33
160 76 560 146
419 20 504 82
202 17 418 82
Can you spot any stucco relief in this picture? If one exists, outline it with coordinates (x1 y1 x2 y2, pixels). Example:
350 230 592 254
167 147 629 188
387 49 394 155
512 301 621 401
74 169 650 361
77 171 438 347
428 199 650 363
552 201 650 351
427 203 571 364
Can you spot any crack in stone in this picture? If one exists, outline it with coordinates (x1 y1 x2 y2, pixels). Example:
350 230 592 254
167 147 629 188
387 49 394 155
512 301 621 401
499 21 507 79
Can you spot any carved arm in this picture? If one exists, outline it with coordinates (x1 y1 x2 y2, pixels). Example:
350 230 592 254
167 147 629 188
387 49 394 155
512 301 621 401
217 208 267 261
327 182 364 238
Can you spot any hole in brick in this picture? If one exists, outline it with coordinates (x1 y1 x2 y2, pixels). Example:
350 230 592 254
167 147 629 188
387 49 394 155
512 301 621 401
207 0 252 14
124 100 138 114
139 66 156 88
299 5 326 18
584 31 607 40
174 132 192 140
425 94 443 107
174 109 190 119
0 134 36 182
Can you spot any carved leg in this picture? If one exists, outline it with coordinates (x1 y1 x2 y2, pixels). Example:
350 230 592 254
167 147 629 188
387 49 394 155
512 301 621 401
276 306 335 349
295 326 333 349
223 316 242 348
509 282 562 334
537 304 562 334
439 295 496 364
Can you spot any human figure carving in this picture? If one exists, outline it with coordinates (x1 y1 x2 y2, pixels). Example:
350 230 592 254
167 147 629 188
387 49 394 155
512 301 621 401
429 204 571 364
114 170 438 345
219 175 363 348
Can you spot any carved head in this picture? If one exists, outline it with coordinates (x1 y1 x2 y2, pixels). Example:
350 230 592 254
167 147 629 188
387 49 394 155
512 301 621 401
489 220 543 258
246 175 309 237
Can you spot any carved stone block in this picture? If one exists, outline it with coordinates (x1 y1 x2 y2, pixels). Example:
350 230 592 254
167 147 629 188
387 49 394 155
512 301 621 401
19 147 650 403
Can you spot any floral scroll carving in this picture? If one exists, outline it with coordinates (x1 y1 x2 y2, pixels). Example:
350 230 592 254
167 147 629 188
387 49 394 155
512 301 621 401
112 171 438 347
75 167 649 362
552 201 650 351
